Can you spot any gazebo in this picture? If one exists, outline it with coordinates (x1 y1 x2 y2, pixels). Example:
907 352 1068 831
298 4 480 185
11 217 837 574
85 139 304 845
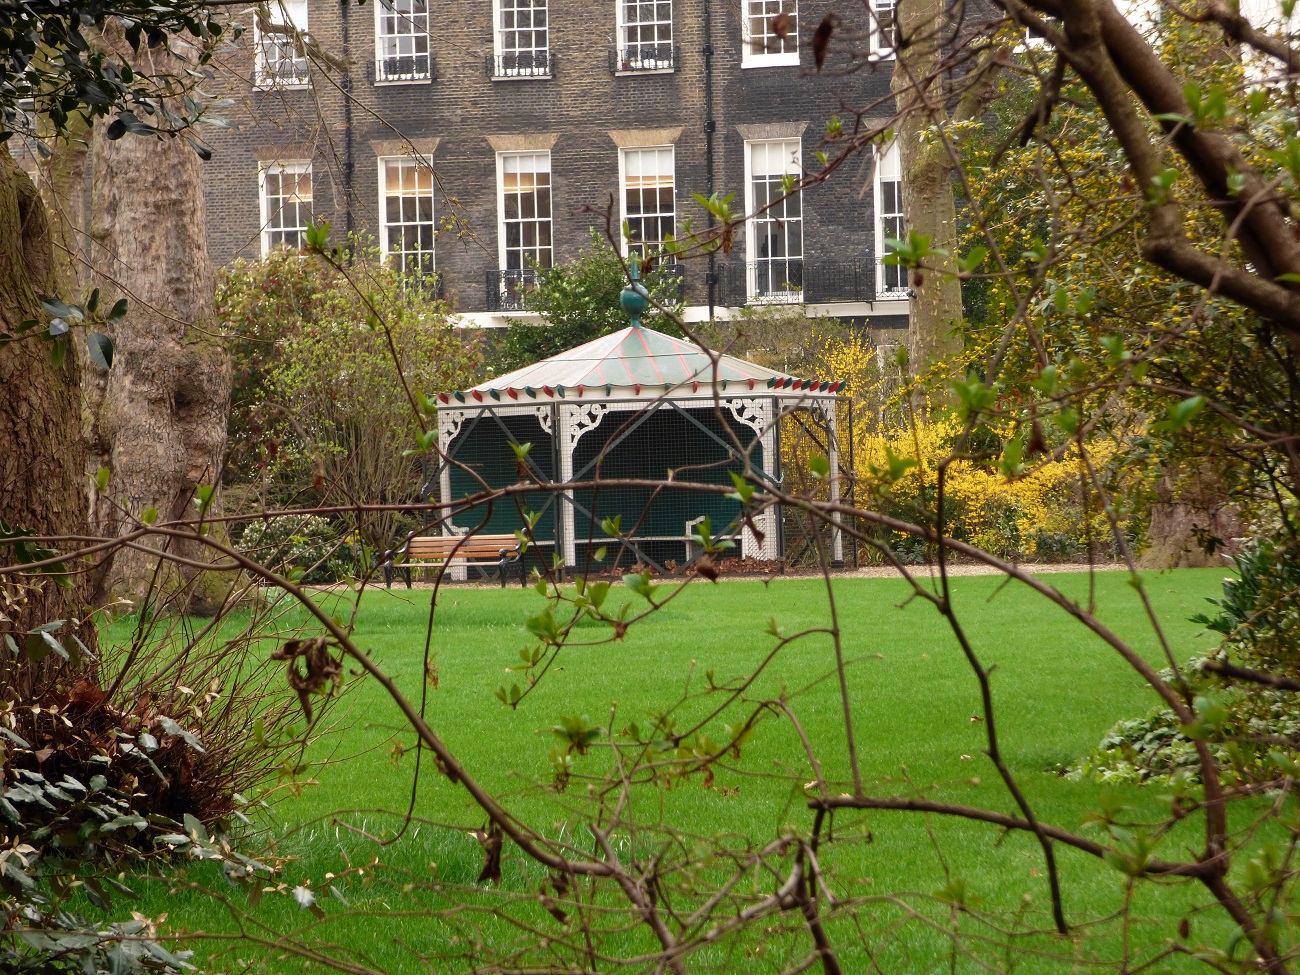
431 271 846 576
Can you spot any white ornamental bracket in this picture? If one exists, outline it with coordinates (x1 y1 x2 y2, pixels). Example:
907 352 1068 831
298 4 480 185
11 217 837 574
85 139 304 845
557 402 609 567
725 397 780 561
819 400 844 565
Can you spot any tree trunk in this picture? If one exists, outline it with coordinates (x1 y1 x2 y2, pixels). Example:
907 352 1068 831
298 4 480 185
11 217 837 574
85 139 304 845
39 112 93 292
84 39 231 613
891 0 965 380
0 144 98 695
1141 467 1243 569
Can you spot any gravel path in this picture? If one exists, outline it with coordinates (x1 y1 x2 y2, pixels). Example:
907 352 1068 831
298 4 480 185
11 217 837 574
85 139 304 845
355 561 1132 591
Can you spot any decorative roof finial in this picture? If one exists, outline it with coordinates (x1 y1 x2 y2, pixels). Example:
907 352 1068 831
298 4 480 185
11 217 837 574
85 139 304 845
619 256 650 330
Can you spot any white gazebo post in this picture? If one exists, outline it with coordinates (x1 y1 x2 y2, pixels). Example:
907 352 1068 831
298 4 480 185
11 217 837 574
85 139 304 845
823 401 844 567
727 396 780 560
436 408 468 580
558 401 608 572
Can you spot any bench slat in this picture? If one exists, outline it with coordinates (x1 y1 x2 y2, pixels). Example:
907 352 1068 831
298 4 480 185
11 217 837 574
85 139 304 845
404 534 519 563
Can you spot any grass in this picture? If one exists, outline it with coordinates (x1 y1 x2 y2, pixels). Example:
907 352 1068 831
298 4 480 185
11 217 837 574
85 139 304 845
101 567 1232 973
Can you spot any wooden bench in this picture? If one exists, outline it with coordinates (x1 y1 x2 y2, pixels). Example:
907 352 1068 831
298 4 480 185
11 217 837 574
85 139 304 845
382 533 527 588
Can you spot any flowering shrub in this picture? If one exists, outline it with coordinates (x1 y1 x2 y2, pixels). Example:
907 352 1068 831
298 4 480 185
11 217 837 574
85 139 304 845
777 331 1138 563
237 515 352 584
857 414 1124 560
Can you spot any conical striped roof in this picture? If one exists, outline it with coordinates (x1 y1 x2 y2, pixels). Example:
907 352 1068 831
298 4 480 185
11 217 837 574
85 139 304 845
444 326 840 401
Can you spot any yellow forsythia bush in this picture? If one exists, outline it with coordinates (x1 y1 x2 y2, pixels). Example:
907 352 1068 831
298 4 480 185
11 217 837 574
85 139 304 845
779 330 1131 563
856 415 1119 561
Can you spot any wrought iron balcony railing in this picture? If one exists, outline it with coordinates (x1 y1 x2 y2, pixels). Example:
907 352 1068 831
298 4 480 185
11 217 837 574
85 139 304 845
487 268 544 312
715 259 886 307
609 44 678 73
370 53 435 83
488 51 553 79
876 260 911 298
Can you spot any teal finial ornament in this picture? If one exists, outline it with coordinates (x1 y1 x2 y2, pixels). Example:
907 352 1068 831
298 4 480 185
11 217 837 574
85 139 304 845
620 257 651 329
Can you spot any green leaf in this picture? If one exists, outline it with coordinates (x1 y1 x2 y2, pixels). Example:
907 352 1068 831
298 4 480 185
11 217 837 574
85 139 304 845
1150 395 1205 434
727 470 755 504
142 507 158 525
107 298 129 324
809 454 830 479
957 246 987 273
193 484 216 515
1032 365 1059 396
86 331 114 370
41 297 82 321
951 374 1000 419
159 715 206 752
622 570 656 603
999 434 1026 480
93 466 110 492
525 608 561 644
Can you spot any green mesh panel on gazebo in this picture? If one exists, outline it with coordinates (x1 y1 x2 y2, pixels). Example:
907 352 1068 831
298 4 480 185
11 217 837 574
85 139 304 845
569 408 758 569
446 411 556 540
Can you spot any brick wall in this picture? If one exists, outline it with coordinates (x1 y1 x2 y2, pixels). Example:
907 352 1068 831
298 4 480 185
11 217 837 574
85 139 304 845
201 0 899 313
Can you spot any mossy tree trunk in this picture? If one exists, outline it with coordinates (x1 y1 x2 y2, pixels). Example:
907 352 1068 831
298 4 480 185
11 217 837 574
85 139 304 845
0 144 97 695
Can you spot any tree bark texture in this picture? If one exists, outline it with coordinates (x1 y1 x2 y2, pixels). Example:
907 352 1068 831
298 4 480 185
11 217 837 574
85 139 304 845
39 112 93 293
891 0 966 378
1140 468 1242 569
84 45 231 611
0 144 98 692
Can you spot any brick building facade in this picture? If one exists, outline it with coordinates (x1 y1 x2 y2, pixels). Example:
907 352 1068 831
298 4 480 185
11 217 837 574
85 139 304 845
201 0 910 329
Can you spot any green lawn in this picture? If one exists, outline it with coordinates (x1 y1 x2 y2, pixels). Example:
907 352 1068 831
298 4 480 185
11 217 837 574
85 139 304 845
107 568 1232 973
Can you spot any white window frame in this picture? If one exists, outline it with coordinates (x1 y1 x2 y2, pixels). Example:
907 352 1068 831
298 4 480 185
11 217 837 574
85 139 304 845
493 0 551 78
618 146 676 257
259 161 313 256
743 138 804 303
869 0 896 58
615 0 674 73
741 0 799 69
496 151 553 272
874 140 908 296
374 0 432 83
379 156 437 275
255 0 310 87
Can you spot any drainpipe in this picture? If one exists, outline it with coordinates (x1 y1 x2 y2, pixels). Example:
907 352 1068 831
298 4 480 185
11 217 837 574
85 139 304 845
339 0 355 248
703 0 716 321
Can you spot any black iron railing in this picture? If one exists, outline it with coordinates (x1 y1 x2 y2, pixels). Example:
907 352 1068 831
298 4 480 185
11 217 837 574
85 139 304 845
487 268 543 312
609 44 678 73
370 53 435 82
256 55 310 87
488 51 553 78
715 259 883 306
876 260 910 297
